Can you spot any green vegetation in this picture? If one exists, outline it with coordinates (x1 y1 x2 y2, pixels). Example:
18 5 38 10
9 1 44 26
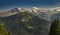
0 22 12 35
49 19 60 35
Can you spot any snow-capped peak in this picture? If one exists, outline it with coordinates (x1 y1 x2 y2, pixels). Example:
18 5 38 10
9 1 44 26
32 7 40 10
17 7 28 12
50 7 60 12
31 7 49 13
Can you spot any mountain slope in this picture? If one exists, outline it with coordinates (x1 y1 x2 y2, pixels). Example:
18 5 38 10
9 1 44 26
50 12 60 21
0 8 20 17
0 12 50 35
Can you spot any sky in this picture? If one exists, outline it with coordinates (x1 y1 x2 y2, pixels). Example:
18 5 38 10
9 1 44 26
0 0 60 12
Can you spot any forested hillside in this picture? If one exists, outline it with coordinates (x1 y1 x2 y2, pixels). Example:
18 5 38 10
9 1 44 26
49 19 60 35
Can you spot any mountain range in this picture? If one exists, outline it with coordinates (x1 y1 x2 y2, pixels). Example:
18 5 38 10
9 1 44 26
0 7 60 21
0 11 50 35
0 7 60 35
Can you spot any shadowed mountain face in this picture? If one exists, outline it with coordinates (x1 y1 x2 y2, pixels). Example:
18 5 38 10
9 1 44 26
1 7 60 35
50 12 60 21
0 12 50 35
38 12 50 20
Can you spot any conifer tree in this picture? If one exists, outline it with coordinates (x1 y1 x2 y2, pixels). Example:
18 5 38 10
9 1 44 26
49 18 60 35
